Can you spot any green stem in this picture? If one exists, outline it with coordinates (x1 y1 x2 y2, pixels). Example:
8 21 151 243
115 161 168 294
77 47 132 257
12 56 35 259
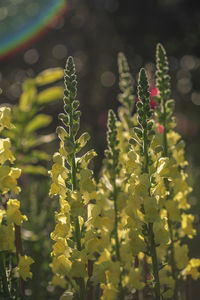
113 180 120 262
162 97 178 299
143 128 160 300
0 252 10 300
168 219 178 300
113 178 123 299
68 101 86 300
149 223 161 300
162 98 168 157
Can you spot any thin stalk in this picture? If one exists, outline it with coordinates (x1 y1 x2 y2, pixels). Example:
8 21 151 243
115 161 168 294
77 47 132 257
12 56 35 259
0 252 11 299
149 223 160 300
113 180 120 262
113 178 123 299
143 127 160 300
69 102 86 300
15 225 25 297
162 98 178 300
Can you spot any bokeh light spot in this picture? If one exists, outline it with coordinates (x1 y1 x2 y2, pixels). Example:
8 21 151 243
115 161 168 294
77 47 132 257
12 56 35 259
101 71 115 87
9 83 21 98
24 48 39 64
177 78 192 94
0 7 8 21
181 55 196 70
52 44 67 60
191 92 200 105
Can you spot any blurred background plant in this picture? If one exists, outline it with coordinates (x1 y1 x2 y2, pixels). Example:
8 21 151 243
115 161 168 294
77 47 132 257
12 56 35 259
0 0 200 299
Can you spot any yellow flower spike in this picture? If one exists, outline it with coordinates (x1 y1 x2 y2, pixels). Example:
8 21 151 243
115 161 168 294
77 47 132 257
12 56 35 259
7 199 27 225
0 138 15 164
17 255 34 281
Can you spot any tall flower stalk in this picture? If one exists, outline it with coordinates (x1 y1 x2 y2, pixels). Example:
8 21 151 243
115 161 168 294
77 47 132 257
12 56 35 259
0 107 34 299
136 68 161 299
50 57 97 300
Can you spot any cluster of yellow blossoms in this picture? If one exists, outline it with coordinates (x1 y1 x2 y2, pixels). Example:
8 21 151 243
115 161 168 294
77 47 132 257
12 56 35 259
0 106 34 298
50 47 200 300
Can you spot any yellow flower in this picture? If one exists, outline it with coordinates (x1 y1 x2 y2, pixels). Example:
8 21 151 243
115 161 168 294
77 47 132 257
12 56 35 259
52 237 69 257
17 255 34 280
100 283 118 300
129 230 145 256
0 138 15 164
7 199 27 225
105 261 121 285
0 223 15 251
70 259 87 278
51 255 72 276
144 196 159 223
127 268 145 290
0 209 5 224
0 107 14 131
183 258 200 280
179 214 196 239
165 200 180 222
52 274 67 288
159 266 175 299
0 167 21 194
79 169 96 194
153 218 169 245
174 242 189 270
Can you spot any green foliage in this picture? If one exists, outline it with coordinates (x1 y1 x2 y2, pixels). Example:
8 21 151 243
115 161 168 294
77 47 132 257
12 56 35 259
3 68 63 176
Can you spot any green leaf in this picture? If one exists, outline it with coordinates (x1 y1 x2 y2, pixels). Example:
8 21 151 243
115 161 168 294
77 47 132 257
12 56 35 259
37 86 63 105
25 114 52 134
19 83 37 112
22 165 47 176
134 127 143 139
35 68 64 86
30 150 50 161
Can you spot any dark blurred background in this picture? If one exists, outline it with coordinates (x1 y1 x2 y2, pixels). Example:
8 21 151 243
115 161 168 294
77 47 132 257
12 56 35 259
0 0 200 299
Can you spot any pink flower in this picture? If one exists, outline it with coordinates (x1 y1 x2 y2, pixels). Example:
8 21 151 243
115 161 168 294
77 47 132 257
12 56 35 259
136 86 159 109
158 123 164 134
149 87 158 109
